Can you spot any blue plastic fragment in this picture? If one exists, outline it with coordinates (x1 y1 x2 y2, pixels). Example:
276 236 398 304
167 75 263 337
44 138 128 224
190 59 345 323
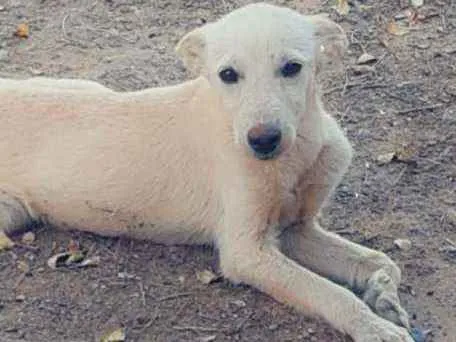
410 327 425 342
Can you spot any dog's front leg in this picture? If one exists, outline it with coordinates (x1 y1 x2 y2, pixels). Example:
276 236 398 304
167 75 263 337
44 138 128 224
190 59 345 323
281 220 411 330
216 190 413 342
281 119 411 332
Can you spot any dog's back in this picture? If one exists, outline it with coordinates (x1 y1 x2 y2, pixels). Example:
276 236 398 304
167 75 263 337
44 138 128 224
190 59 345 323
0 77 220 242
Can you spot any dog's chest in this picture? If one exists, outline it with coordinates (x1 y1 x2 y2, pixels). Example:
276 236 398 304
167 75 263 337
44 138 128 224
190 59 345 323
277 161 306 229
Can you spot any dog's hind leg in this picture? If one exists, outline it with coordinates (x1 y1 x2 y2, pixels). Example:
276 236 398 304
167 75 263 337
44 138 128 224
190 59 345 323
0 189 36 249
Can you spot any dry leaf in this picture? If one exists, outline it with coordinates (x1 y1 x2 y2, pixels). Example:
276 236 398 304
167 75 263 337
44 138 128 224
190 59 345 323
410 0 424 8
357 53 377 65
335 0 349 15
359 5 373 11
406 9 420 25
378 35 390 49
48 252 73 269
394 144 416 162
17 260 30 273
67 239 80 254
15 23 29 38
77 256 100 268
446 210 456 226
0 232 14 251
376 152 395 165
47 251 98 269
196 269 220 285
51 241 58 253
387 21 410 36
100 328 126 342
22 232 35 245
66 251 85 264
375 144 416 166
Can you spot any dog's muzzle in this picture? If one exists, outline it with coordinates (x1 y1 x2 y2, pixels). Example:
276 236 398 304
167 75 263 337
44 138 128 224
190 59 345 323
247 123 282 160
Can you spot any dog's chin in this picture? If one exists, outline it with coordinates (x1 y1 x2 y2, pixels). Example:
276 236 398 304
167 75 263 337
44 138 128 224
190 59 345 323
254 151 280 161
250 143 291 161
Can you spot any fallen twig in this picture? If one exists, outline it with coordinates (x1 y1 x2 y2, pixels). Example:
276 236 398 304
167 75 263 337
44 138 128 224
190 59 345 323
394 103 443 115
61 13 70 40
324 82 388 95
324 80 425 96
445 238 456 247
156 291 195 302
172 325 220 333
334 228 356 235
138 281 147 306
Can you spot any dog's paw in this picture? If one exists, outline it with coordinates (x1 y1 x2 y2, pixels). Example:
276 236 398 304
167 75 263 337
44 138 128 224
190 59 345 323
374 291 410 330
363 269 410 330
352 317 414 342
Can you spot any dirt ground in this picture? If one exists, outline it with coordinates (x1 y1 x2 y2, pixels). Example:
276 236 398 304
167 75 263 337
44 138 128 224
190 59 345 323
0 0 455 341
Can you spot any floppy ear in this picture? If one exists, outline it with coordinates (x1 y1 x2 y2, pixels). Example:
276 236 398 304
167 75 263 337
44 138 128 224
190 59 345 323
175 27 206 76
308 14 348 73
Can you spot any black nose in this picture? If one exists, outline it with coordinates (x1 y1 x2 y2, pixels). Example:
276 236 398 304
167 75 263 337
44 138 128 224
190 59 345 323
247 124 282 158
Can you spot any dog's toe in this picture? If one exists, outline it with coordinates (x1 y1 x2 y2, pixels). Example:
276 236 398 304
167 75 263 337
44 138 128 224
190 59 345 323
363 269 410 330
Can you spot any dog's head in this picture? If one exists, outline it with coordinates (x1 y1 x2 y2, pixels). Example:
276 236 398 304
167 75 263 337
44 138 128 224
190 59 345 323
176 3 347 161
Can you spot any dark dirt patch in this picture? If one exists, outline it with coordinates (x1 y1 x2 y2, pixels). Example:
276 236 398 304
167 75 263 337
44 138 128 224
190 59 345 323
0 0 455 341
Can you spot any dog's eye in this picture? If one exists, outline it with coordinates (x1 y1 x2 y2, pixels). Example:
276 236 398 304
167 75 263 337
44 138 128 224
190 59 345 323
281 62 302 78
219 67 239 84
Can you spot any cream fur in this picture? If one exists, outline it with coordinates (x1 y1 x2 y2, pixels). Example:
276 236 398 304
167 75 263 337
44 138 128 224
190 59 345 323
0 3 413 341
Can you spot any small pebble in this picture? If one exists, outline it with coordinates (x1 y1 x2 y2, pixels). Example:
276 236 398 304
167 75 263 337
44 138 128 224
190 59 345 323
394 238 412 251
357 52 377 65
231 299 246 307
15 294 25 302
268 324 278 331
22 232 35 244
30 69 44 76
0 50 8 62
117 272 135 279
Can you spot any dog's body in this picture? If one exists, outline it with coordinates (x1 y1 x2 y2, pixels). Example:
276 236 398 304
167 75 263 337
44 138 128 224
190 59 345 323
1 77 222 243
0 4 414 341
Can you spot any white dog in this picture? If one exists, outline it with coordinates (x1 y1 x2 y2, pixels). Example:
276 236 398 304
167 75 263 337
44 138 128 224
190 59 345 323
0 3 413 341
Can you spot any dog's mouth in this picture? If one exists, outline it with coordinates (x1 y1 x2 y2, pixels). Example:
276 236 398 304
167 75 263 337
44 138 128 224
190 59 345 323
252 147 282 160
248 135 293 161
